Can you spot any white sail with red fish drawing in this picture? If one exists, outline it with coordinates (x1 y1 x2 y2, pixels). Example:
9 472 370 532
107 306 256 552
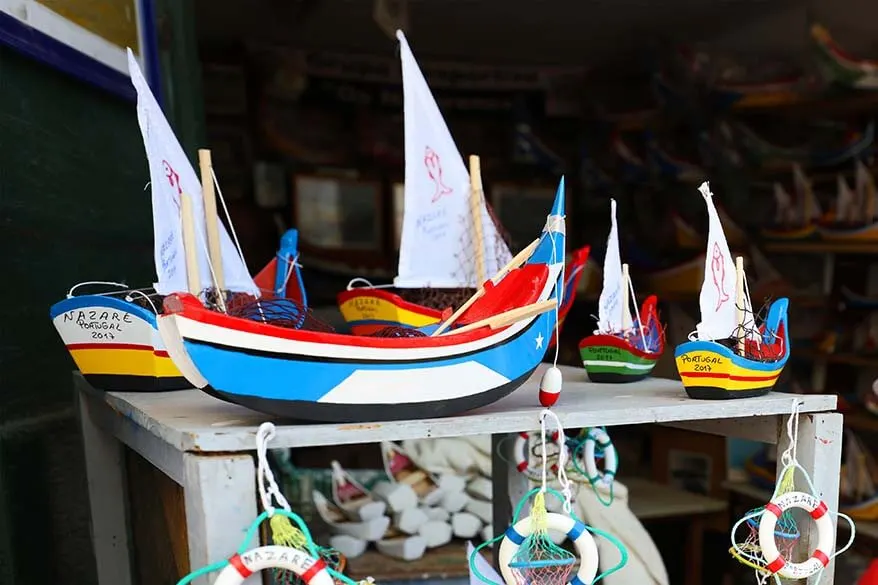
695 182 744 341
394 30 511 289
127 49 258 297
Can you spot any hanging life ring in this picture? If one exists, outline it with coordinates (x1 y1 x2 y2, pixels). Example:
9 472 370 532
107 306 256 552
583 427 618 487
498 512 599 585
213 545 334 585
758 491 835 580
514 432 566 477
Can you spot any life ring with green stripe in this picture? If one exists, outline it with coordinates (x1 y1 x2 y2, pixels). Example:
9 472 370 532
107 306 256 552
582 427 617 487
214 546 333 585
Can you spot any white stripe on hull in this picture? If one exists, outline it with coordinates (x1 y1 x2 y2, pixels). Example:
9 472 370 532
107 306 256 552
317 361 511 404
582 360 654 370
158 315 208 388
174 263 564 362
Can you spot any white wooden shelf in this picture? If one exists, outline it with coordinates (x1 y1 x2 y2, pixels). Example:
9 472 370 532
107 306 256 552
86 363 836 453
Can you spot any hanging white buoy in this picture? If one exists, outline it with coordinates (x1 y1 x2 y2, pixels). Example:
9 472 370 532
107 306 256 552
539 365 562 406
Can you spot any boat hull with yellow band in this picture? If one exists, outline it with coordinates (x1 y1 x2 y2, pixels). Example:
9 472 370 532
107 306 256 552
336 289 447 335
50 294 187 392
675 298 790 399
817 222 878 243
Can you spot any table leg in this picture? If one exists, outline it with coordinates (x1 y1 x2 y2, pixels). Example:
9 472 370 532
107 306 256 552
182 452 258 585
78 390 133 585
684 515 704 585
775 412 843 585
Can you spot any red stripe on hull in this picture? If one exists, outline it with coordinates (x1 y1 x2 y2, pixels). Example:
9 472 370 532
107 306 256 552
680 372 779 382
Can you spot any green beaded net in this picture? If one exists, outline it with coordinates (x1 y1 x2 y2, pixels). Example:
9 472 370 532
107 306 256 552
507 492 577 585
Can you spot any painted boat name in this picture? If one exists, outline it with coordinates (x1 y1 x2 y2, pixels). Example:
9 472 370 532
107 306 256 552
63 310 133 340
679 353 721 372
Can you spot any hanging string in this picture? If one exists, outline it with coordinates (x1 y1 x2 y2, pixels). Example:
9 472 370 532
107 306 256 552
346 278 396 290
256 422 291 514
540 409 574 515
67 281 130 298
547 215 565 369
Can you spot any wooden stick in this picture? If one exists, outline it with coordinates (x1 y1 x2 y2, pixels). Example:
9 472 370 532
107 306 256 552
735 256 745 355
431 237 540 336
621 263 632 331
438 299 557 337
468 155 487 286
198 150 226 308
180 192 201 295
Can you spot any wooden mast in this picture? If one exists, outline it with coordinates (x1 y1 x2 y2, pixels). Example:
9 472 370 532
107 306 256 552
180 192 201 295
198 149 227 311
621 263 632 331
735 256 746 355
468 154 487 286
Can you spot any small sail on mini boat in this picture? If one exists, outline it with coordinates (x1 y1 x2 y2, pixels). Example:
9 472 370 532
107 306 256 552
762 164 822 240
579 200 664 382
49 50 265 392
819 161 878 242
158 178 567 422
676 182 790 399
812 23 878 90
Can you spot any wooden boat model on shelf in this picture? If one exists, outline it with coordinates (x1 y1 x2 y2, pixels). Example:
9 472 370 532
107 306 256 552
49 51 306 393
311 489 390 543
579 200 665 383
330 460 387 521
336 31 587 346
812 23 878 90
158 177 568 422
676 182 790 400
761 163 822 240
818 160 878 242
734 120 874 169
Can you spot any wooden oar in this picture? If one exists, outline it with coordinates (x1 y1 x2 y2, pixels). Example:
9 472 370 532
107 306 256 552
438 299 557 337
431 237 541 336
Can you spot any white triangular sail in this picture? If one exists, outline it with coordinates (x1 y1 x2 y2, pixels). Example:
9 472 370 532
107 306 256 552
793 163 821 222
597 199 624 333
394 30 511 289
695 182 740 341
127 49 258 297
772 182 795 224
837 174 857 223
856 160 876 221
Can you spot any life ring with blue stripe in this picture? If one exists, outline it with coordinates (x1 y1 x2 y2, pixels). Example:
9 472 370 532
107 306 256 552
758 491 835 580
583 428 617 487
214 545 334 585
498 512 599 585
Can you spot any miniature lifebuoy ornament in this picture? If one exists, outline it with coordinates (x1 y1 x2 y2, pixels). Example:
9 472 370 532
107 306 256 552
213 546 333 585
583 428 617 486
498 513 599 585
758 492 835 580
514 432 565 476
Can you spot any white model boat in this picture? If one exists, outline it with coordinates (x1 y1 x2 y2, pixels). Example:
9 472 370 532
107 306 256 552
311 490 389 542
381 442 445 506
330 460 387 521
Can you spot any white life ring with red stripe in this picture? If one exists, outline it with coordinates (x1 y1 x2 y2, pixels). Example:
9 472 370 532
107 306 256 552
582 427 617 487
213 546 333 585
513 432 566 477
498 512 599 585
758 491 835 580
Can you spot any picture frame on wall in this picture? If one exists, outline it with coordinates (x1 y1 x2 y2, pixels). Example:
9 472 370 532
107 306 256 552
293 174 383 252
0 0 161 101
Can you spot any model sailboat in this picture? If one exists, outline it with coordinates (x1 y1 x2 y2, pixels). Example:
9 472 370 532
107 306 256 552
49 50 297 392
336 30 588 344
676 182 790 400
819 160 878 241
578 200 664 382
762 163 822 240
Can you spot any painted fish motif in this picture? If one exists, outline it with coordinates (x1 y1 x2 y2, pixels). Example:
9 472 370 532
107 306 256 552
711 242 730 311
424 146 453 202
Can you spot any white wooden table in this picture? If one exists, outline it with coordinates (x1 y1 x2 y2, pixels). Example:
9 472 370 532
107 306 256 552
77 363 841 585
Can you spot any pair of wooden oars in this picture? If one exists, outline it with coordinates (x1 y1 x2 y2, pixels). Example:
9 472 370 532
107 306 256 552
431 238 556 337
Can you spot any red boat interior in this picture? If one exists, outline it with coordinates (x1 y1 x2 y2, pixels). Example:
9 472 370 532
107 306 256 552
455 264 549 327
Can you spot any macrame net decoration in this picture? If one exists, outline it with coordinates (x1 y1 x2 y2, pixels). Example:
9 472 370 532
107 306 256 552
368 326 428 338
267 515 347 585
730 466 800 579
719 298 785 363
507 491 577 585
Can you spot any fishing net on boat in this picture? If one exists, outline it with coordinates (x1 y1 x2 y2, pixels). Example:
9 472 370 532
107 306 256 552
229 298 336 332
507 492 577 585
369 326 428 338
720 298 786 362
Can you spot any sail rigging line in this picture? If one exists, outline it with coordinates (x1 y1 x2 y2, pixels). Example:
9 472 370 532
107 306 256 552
346 278 396 291
626 276 648 351
210 166 254 285
125 289 160 314
67 281 130 297
548 214 565 369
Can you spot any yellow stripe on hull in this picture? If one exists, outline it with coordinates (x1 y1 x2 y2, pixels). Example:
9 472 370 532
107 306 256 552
675 349 783 392
819 223 878 242
69 348 182 378
338 296 440 328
